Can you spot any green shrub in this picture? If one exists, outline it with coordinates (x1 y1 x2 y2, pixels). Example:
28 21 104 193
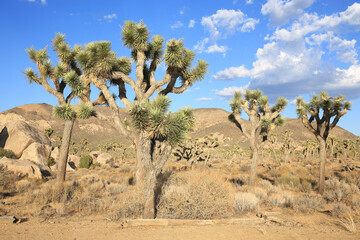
0 147 16 159
79 155 93 169
47 156 56 167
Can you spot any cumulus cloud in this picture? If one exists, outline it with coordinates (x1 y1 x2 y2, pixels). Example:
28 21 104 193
216 3 360 100
194 9 258 54
216 84 250 98
196 97 213 101
261 0 315 26
214 65 251 80
205 44 229 55
41 0 46 4
103 13 117 22
188 19 196 28
246 0 253 4
171 21 184 29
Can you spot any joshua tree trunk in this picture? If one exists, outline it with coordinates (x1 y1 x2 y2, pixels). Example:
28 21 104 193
57 119 75 183
249 137 258 186
318 137 327 194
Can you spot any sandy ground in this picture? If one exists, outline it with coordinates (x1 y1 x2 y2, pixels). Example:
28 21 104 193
1 216 359 240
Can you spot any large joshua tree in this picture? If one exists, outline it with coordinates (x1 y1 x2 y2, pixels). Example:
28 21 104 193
229 89 287 186
75 21 208 218
296 92 351 194
24 34 106 183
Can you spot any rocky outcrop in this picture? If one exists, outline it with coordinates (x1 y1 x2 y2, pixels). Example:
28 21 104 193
95 153 114 166
20 142 51 167
0 120 51 158
0 157 43 179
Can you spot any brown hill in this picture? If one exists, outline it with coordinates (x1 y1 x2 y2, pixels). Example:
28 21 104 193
0 103 357 148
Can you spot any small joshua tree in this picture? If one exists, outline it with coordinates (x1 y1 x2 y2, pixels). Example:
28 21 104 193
129 95 194 218
24 34 105 183
296 92 351 194
229 89 287 186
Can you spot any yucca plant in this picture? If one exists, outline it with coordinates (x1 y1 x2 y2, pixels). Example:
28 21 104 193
229 89 287 186
296 92 351 194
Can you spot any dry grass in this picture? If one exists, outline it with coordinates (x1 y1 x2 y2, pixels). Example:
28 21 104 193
338 214 357 233
292 194 325 213
157 170 234 219
234 192 259 215
324 178 359 202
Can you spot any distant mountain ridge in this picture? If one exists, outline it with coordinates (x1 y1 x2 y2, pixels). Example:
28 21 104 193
0 103 357 148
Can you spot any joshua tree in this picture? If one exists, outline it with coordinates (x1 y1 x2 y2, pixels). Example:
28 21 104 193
75 21 208 218
296 92 351 194
280 130 295 163
24 34 106 183
129 95 194 218
229 89 287 186
327 136 339 159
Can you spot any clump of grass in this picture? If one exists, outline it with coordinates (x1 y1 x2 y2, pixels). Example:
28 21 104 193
275 175 312 193
157 170 234 219
234 192 259 215
0 147 16 159
338 214 357 233
332 202 351 217
0 165 21 194
109 188 144 220
292 194 325 213
324 178 359 202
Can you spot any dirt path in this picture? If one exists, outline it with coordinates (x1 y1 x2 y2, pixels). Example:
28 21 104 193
1 217 359 240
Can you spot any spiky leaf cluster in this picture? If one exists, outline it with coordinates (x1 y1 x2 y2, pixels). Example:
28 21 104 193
77 102 94 119
53 104 76 121
121 21 150 51
76 41 130 77
52 33 76 64
24 68 38 83
296 92 352 119
129 95 194 146
63 70 84 96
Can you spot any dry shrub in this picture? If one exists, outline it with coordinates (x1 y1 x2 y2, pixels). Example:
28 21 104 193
27 180 77 204
332 202 352 217
268 193 285 207
234 192 259 215
293 194 325 213
16 179 31 192
157 170 234 219
275 175 312 193
0 165 21 194
324 178 359 202
109 187 144 220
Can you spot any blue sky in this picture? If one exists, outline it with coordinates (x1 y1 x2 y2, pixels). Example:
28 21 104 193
1 0 359 136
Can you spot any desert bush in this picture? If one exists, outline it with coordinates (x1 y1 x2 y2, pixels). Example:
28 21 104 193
109 188 144 220
16 179 31 192
28 180 77 204
0 147 16 159
157 170 233 219
268 193 285 207
324 178 359 202
47 156 56 167
0 165 21 193
293 194 325 213
332 202 351 217
79 155 93 169
234 192 259 215
275 175 312 193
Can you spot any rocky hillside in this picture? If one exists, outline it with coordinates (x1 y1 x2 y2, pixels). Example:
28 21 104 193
1 103 357 148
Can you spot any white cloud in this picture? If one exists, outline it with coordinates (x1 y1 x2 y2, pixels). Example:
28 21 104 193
41 0 46 4
28 0 36 2
196 97 213 101
261 0 315 26
194 38 209 53
246 0 253 4
180 10 184 15
214 65 251 80
104 13 117 22
205 44 228 54
216 84 250 98
188 19 196 28
194 9 258 54
201 9 259 40
171 21 184 29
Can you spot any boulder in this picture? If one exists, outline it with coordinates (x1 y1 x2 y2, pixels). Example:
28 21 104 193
0 120 51 158
50 147 60 161
20 142 51 167
90 151 100 159
68 155 80 167
0 157 42 179
95 153 114 166
50 161 76 172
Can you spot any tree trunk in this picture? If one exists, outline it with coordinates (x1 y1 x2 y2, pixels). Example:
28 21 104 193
318 138 327 194
143 170 157 219
57 119 75 183
249 143 258 186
